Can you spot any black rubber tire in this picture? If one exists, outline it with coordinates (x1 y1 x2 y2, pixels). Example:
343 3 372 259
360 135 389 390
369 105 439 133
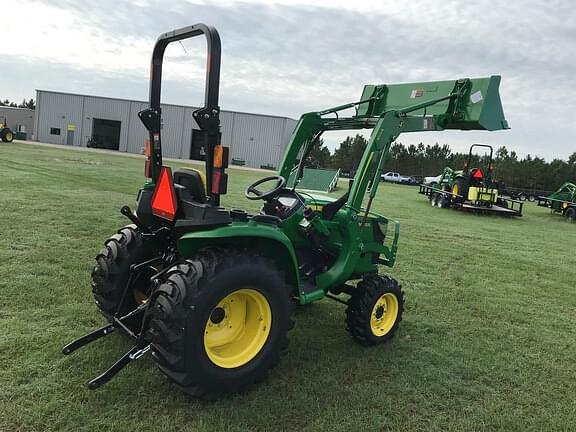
146 250 294 399
430 193 439 207
345 274 404 346
91 225 155 330
452 178 468 204
437 194 448 208
565 207 576 223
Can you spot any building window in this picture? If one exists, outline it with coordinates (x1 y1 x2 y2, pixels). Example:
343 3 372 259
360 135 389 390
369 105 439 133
50 127 61 135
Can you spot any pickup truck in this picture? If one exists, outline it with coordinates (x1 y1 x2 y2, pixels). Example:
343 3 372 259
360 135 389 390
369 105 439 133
381 171 415 184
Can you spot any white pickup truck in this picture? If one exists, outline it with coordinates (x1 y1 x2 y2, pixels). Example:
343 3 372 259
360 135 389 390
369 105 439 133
380 171 413 184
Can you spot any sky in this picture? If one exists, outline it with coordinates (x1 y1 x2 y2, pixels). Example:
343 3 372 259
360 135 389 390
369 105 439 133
2 0 575 160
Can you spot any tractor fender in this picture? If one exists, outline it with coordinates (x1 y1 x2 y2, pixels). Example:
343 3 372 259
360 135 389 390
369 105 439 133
177 222 300 291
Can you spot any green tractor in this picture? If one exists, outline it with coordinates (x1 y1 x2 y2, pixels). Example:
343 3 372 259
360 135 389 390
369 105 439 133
431 144 500 205
537 182 576 222
0 116 15 143
63 23 510 398
422 144 522 215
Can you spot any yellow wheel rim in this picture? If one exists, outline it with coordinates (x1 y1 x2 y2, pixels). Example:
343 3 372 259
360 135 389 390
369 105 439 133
133 289 148 305
204 288 272 368
132 266 158 305
6 132 13 141
370 293 399 337
452 183 459 196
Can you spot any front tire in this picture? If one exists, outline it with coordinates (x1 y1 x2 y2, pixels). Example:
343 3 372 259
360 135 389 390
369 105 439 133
346 275 404 346
147 250 293 399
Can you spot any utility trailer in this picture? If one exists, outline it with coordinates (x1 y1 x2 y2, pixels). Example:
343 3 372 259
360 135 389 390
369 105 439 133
537 182 576 222
419 183 524 216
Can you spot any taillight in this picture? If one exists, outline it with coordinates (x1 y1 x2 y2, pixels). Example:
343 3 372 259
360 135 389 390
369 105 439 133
144 139 152 178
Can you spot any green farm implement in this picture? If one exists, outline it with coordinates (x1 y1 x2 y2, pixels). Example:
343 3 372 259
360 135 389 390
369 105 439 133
0 116 14 143
63 23 510 398
419 144 523 216
537 182 576 222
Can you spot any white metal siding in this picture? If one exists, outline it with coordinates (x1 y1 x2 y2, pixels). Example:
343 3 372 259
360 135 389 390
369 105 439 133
127 101 148 154
0 107 35 135
35 92 83 145
231 113 286 169
35 91 296 168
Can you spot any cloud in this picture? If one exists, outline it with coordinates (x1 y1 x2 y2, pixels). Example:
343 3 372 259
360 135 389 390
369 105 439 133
2 0 575 160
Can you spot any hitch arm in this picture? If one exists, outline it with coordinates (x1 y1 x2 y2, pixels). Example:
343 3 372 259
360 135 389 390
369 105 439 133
87 344 151 390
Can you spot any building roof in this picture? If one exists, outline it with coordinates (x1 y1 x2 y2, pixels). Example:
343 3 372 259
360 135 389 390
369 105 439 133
0 106 35 112
36 89 297 122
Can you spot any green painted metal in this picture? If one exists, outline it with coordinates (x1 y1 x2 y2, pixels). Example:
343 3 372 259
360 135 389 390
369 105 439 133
287 168 340 192
541 182 576 213
177 221 300 290
356 76 508 131
175 76 508 304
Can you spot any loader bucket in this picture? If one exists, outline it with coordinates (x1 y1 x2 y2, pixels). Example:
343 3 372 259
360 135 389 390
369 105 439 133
357 75 508 131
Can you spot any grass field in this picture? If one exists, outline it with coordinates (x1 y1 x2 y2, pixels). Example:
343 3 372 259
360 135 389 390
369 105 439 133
1 142 576 432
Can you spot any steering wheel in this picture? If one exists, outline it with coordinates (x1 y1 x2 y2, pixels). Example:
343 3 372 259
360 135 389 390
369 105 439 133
245 175 287 200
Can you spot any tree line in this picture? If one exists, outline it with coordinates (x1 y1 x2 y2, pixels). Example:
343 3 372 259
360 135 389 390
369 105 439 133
307 134 576 192
0 98 35 110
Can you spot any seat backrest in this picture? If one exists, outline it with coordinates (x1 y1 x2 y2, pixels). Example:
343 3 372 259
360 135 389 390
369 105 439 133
173 168 207 204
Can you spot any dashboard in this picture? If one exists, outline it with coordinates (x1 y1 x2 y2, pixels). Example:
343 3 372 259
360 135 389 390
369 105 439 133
262 190 304 219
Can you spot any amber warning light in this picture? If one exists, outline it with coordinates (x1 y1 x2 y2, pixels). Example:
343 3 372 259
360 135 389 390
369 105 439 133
151 166 178 221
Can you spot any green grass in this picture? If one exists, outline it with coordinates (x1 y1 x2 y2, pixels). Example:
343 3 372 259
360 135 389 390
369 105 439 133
1 143 576 432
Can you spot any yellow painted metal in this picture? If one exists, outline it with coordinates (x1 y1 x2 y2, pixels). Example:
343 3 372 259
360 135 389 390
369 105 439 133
133 289 149 305
370 293 399 337
452 183 460 196
5 131 13 142
468 186 498 203
204 288 272 368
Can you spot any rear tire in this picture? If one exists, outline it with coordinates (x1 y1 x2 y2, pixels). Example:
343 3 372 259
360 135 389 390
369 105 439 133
565 207 576 223
91 225 156 330
147 250 294 399
452 178 468 204
2 129 14 143
346 275 404 346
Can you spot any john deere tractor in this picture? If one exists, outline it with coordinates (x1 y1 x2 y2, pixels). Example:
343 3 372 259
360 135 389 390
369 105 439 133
421 144 522 215
431 144 500 205
0 116 14 143
537 182 576 222
63 23 509 398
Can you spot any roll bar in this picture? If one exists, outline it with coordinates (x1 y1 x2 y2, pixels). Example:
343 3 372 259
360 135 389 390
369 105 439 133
465 144 493 171
138 23 222 203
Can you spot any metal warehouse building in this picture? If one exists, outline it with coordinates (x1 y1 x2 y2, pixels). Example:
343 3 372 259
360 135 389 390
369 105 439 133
34 90 298 169
0 106 35 138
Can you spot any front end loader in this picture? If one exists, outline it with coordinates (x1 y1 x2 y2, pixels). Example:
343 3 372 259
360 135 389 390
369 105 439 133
63 23 510 399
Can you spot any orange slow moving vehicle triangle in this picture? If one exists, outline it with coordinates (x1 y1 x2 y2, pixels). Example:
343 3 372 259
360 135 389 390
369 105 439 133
473 169 484 179
151 166 178 221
